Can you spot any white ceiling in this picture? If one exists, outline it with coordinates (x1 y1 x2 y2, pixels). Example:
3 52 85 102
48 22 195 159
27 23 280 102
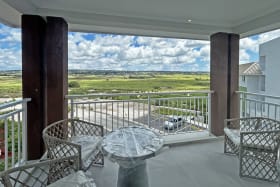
1 0 280 40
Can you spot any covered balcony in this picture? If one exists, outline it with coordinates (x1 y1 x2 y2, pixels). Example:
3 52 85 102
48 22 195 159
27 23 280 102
0 0 280 186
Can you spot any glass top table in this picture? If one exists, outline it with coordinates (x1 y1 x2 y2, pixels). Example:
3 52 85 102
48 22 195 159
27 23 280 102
101 126 164 187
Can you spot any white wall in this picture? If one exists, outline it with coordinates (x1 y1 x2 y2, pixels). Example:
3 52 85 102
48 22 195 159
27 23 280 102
245 76 261 93
239 74 262 93
260 37 280 97
259 37 280 119
239 75 247 88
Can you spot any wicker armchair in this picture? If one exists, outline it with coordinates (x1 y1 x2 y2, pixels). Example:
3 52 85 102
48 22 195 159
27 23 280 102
43 119 104 171
277 148 280 186
224 117 280 182
0 156 82 186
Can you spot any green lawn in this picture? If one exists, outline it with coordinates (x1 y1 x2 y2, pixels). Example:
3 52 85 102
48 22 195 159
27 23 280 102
0 72 210 98
69 73 210 95
0 75 21 98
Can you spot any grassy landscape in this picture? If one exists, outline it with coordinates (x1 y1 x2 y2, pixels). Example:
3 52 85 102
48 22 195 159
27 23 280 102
0 74 21 98
0 71 210 98
69 73 210 95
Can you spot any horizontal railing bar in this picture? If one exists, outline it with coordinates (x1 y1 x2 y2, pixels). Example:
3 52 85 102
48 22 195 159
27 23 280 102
242 98 280 107
72 99 148 105
153 96 208 101
236 91 280 100
0 109 23 120
0 98 31 110
72 96 209 105
66 90 214 99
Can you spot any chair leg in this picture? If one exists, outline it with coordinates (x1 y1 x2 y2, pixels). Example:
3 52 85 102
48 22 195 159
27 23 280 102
224 135 237 155
93 151 104 167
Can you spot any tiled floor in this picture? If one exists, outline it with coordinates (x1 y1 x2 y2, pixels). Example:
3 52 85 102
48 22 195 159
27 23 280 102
88 139 278 187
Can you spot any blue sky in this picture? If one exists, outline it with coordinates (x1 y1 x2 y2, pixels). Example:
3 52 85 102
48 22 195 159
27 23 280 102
1 23 280 71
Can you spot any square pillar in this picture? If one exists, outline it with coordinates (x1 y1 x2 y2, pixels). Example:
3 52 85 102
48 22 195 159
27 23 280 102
45 17 68 125
22 15 68 160
210 33 240 136
22 15 46 159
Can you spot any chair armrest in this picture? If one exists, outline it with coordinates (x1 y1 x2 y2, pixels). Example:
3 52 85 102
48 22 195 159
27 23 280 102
71 119 104 137
224 118 241 129
225 117 276 132
43 134 82 162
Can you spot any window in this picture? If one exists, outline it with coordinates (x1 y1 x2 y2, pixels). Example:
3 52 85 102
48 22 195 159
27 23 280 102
260 76 265 91
260 56 266 71
242 76 246 82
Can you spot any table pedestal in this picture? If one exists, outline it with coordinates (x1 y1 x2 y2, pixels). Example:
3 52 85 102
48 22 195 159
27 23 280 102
117 161 149 187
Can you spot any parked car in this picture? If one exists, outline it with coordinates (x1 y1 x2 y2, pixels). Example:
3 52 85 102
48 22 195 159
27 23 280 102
164 116 184 130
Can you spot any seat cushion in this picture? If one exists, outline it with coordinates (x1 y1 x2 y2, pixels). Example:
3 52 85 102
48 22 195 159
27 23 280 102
70 135 102 169
224 128 240 146
47 170 96 187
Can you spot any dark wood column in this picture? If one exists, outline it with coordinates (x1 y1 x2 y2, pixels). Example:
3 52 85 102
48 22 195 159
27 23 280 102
45 17 68 125
22 15 68 159
22 15 46 159
210 33 240 136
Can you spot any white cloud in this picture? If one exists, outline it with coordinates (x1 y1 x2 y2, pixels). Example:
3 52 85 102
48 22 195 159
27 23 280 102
0 24 21 70
68 33 211 71
239 28 280 64
239 49 251 64
0 47 21 70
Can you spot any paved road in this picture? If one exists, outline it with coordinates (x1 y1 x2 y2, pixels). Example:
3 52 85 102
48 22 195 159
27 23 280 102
74 109 141 134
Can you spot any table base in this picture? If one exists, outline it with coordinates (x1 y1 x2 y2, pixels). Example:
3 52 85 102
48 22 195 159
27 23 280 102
117 161 149 187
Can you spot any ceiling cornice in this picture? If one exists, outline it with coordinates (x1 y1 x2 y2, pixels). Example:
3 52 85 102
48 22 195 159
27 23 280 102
233 9 280 38
3 0 37 14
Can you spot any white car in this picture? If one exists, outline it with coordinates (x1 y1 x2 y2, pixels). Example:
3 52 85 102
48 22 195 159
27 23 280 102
164 116 183 130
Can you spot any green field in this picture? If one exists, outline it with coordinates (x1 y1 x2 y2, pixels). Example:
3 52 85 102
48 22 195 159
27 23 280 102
0 72 210 98
0 74 21 98
69 73 210 95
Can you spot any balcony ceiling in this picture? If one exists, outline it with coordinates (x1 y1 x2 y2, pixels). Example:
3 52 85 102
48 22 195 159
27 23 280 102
1 0 280 40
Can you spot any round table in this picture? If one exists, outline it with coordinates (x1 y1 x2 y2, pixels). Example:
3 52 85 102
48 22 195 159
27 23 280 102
101 126 164 187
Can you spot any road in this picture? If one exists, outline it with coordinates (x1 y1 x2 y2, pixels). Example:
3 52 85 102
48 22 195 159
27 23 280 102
72 102 207 134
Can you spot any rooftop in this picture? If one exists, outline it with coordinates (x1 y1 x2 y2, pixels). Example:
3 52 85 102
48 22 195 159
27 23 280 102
89 139 277 187
239 62 263 76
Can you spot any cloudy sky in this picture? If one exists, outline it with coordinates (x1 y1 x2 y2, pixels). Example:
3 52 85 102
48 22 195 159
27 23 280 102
1 23 280 71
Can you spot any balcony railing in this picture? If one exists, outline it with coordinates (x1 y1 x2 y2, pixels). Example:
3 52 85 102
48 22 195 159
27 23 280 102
238 91 280 120
67 91 213 135
0 98 31 170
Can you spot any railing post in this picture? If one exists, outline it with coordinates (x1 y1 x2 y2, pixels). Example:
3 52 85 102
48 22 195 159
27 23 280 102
70 98 74 120
22 99 28 162
208 92 211 135
148 94 151 128
4 119 8 170
240 92 244 118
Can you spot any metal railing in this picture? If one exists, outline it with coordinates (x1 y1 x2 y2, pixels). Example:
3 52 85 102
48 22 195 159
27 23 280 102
67 91 213 135
0 98 31 171
238 91 280 120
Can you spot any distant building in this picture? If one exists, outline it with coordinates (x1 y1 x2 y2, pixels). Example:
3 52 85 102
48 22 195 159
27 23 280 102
239 62 264 93
259 37 280 97
239 37 280 119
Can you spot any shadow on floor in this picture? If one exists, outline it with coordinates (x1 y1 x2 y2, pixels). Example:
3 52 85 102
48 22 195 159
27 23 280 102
88 139 278 187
